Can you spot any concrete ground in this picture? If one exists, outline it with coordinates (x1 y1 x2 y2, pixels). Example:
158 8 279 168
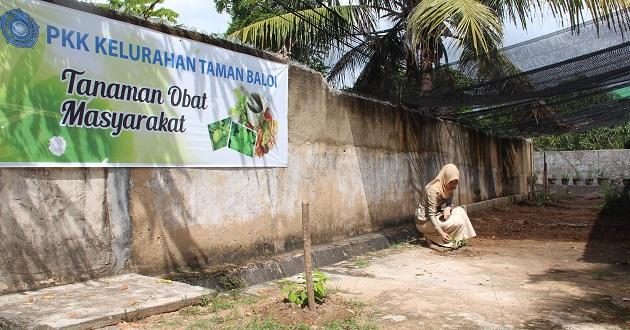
320 239 630 329
0 274 210 329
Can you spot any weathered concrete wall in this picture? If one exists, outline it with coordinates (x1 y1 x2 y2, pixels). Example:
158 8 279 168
534 150 630 180
0 0 531 294
125 68 531 275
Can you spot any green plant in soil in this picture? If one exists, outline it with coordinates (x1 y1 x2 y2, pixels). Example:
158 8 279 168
281 271 329 307
208 117 232 150
353 257 371 268
534 191 552 206
229 122 256 156
449 237 469 249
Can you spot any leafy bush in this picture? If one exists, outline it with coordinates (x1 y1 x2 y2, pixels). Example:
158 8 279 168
534 122 630 151
599 184 627 214
281 271 329 307
534 191 552 206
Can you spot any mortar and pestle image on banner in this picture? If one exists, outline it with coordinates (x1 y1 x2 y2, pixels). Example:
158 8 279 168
207 86 279 157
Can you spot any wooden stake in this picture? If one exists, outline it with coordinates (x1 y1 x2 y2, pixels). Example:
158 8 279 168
301 202 315 311
543 151 549 194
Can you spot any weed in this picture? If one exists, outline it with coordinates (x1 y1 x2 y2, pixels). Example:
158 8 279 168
353 257 371 268
599 184 627 214
211 295 235 312
218 273 246 290
533 191 552 206
187 317 221 329
324 316 379 330
237 295 259 305
197 295 211 307
347 298 366 309
180 306 201 316
243 318 309 330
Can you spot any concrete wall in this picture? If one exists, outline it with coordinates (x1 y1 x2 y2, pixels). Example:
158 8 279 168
0 0 531 294
534 150 630 181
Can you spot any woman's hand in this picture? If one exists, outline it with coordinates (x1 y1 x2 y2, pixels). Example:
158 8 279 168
441 232 450 243
444 207 452 220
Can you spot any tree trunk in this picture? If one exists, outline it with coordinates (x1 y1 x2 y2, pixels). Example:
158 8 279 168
419 44 433 96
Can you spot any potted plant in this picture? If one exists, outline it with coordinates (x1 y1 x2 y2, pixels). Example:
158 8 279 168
548 176 558 185
597 170 610 186
585 171 595 185
561 173 570 185
572 172 582 185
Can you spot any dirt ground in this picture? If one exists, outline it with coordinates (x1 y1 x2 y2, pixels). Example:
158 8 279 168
111 194 630 329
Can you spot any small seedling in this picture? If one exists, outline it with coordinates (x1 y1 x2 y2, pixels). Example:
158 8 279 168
449 237 469 249
282 271 329 307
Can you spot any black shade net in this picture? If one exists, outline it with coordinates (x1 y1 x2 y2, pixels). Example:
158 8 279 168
399 40 630 137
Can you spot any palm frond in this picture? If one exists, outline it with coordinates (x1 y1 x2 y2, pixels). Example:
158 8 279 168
229 5 377 52
327 38 373 86
407 0 503 54
545 0 630 31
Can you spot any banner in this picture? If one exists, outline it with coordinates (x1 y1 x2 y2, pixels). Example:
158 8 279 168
0 0 288 167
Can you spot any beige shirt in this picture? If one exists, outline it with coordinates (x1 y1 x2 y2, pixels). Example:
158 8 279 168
416 186 454 234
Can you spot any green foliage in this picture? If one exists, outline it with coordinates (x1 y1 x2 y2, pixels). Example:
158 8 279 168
216 0 332 74
533 191 552 206
243 319 310 330
324 317 378 330
599 184 627 215
533 122 630 151
449 237 469 249
179 305 201 316
217 273 246 290
104 0 179 23
220 0 629 101
197 295 211 307
281 271 329 307
352 256 370 268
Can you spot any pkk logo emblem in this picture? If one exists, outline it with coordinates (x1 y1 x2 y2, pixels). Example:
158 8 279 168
1 8 39 48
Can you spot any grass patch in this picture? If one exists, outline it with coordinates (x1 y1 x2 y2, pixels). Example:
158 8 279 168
243 318 310 330
346 298 366 309
186 317 221 329
353 257 371 268
324 316 379 330
180 306 201 316
211 294 235 312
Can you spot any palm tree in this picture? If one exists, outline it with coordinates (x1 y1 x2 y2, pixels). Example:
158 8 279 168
228 0 630 100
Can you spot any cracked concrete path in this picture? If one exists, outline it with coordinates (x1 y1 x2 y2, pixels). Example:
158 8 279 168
0 273 210 329
321 239 630 329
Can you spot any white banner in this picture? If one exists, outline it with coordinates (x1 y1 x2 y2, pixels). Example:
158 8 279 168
0 0 288 167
